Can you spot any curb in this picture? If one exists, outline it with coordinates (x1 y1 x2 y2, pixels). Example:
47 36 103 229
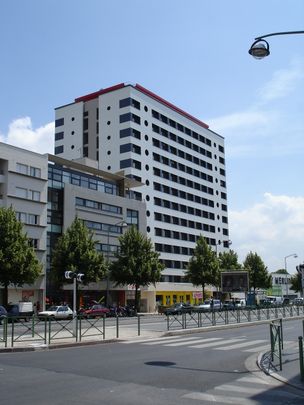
257 350 304 392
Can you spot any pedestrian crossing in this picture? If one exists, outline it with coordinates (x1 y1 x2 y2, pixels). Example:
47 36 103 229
182 374 303 404
120 334 273 353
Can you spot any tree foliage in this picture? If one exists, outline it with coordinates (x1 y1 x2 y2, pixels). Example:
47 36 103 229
185 236 219 299
218 249 242 271
290 273 301 292
0 206 42 305
51 217 106 287
243 251 271 292
110 226 163 311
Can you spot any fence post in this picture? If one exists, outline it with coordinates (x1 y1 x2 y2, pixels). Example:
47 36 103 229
137 315 140 336
299 336 304 381
103 315 106 339
279 318 283 350
116 315 119 338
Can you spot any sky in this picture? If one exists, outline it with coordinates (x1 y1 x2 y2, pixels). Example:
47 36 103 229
0 0 303 273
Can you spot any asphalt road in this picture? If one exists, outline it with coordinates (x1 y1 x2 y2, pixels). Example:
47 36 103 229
0 319 303 404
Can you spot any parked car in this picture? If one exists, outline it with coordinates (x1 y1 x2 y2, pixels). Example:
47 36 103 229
194 299 222 312
38 305 73 320
6 302 34 321
0 305 7 325
81 304 110 318
222 300 235 310
234 299 246 308
293 297 304 305
163 303 193 316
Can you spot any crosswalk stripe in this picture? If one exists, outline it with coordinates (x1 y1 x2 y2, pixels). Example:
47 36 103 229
120 335 194 344
238 376 270 385
142 336 206 345
188 338 245 349
164 337 222 347
243 344 270 353
215 383 265 394
183 391 258 404
215 339 266 350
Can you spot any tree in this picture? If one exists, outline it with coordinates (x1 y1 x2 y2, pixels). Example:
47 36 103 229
185 236 219 300
243 251 271 292
0 206 42 305
290 273 301 293
218 250 242 271
51 217 106 300
110 226 163 312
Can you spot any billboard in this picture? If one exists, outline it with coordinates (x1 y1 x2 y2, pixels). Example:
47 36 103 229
221 271 249 293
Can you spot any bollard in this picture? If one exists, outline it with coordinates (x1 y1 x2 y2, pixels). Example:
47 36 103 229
137 315 140 336
116 315 119 338
103 315 106 340
299 336 304 381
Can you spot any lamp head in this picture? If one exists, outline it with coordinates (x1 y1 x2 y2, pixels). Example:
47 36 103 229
249 39 270 59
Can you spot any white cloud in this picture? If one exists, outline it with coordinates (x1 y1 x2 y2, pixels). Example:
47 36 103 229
258 58 304 103
0 117 54 154
229 193 304 272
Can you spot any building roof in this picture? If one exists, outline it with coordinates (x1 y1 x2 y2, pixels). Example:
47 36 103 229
74 83 209 130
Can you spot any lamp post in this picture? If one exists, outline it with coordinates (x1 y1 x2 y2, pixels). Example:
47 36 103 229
248 31 304 59
284 253 297 297
105 220 128 305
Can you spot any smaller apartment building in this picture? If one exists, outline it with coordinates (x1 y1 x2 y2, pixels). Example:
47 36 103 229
0 142 157 311
0 142 48 306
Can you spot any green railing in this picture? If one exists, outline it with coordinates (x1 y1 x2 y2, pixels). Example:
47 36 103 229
0 314 143 348
270 318 283 370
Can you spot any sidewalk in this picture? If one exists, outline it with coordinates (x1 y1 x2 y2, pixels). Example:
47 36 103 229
259 340 304 391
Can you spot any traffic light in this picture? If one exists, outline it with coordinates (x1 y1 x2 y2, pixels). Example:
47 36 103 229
65 271 75 279
77 273 84 282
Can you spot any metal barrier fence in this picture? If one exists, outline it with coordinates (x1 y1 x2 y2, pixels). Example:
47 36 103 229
0 314 143 348
166 304 304 331
270 318 283 370
299 319 304 381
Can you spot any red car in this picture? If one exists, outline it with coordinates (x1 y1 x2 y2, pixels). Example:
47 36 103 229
82 304 110 318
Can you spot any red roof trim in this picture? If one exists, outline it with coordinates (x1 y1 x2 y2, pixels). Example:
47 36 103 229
74 82 209 129
135 84 209 129
75 83 125 103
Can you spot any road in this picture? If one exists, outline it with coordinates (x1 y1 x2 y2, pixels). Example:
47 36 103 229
0 319 303 404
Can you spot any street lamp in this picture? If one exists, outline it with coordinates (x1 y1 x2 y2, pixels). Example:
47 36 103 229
105 220 128 305
248 31 304 59
284 253 297 297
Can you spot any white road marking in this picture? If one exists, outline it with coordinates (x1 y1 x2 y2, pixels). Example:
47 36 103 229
188 338 245 349
215 339 266 350
164 337 222 347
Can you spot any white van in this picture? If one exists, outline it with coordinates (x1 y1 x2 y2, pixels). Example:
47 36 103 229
234 299 246 308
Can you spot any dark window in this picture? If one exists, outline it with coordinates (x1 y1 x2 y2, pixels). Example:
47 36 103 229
120 113 131 123
55 132 64 141
120 143 132 153
55 145 64 154
83 118 89 131
55 118 64 127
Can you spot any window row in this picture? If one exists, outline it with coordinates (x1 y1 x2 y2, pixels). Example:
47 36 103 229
154 212 215 231
120 127 141 139
16 163 41 178
152 123 214 159
28 238 39 249
83 220 125 234
75 197 122 215
151 110 212 147
119 97 140 110
55 118 64 127
154 182 214 208
48 166 118 196
15 187 41 201
155 242 194 256
16 211 40 225
120 143 141 155
95 243 120 256
120 158 141 170
154 197 215 220
152 138 213 171
153 152 214 183
153 167 215 195
120 112 141 125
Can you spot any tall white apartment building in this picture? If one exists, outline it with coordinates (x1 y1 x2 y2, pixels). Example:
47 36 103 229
54 83 230 306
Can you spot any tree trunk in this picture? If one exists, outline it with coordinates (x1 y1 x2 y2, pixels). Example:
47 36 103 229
3 284 8 306
134 285 140 314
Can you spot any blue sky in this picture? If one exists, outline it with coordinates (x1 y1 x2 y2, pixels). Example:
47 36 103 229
1 0 303 272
